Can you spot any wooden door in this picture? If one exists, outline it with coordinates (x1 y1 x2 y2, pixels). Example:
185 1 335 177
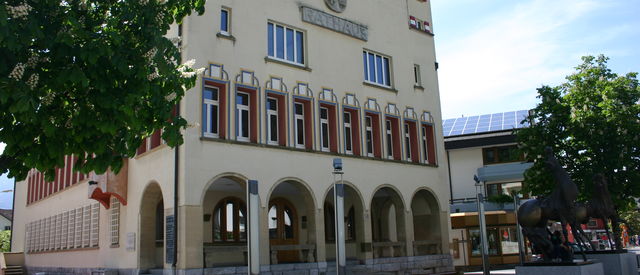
269 198 299 263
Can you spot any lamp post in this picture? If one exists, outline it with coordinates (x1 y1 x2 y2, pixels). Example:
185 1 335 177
332 158 346 275
474 175 490 275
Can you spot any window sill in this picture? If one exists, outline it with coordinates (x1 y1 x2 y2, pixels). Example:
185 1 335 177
264 56 312 72
363 81 397 93
409 27 435 37
414 85 425 91
216 32 236 42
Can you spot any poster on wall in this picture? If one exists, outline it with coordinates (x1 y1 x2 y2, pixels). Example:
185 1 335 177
166 215 175 264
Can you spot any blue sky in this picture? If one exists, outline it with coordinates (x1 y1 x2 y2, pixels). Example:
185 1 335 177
432 0 640 119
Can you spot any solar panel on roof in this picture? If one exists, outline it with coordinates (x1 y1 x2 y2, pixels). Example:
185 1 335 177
462 116 479 134
442 110 530 137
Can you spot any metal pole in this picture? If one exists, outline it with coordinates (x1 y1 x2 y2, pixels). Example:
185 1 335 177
332 158 346 275
514 195 526 264
335 177 346 274
247 180 260 275
477 192 490 275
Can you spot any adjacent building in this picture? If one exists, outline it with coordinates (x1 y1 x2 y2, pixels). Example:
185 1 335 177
0 209 11 231
11 1 454 274
443 110 532 267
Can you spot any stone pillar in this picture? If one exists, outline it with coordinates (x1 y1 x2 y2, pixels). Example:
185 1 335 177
440 210 450 255
177 205 204 269
259 206 270 267
315 207 327 263
362 209 374 261
404 209 415 257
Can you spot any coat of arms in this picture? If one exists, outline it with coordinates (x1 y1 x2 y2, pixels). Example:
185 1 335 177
325 0 346 13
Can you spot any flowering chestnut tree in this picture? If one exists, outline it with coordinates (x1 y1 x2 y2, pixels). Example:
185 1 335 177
517 55 640 212
0 0 205 180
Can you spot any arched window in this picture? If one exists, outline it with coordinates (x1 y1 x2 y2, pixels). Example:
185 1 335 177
213 197 247 242
324 203 356 242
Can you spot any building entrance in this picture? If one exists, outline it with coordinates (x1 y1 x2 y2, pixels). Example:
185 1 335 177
268 198 299 263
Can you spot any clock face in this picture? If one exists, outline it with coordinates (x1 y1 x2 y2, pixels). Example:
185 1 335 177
325 0 347 13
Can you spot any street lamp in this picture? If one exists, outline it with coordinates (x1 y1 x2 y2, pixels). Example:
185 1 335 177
474 175 490 275
332 158 346 275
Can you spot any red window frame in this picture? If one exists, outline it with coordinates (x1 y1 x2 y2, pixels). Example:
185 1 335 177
204 80 228 139
294 98 314 150
404 120 420 163
236 86 259 143
343 108 361 156
320 102 339 153
265 92 287 146
422 123 436 165
385 117 402 161
364 112 382 158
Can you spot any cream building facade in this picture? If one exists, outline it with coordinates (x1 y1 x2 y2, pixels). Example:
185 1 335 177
11 1 453 274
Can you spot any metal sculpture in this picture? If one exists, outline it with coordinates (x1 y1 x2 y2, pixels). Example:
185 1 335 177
517 147 588 261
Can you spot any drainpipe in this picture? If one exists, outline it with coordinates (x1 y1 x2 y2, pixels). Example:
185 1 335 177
9 178 16 251
446 150 453 201
173 103 180 270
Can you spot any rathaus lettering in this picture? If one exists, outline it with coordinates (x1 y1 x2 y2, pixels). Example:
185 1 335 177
301 6 368 41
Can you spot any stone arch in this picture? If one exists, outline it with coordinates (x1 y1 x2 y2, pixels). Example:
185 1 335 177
411 188 443 255
266 177 317 209
267 178 318 264
370 185 407 258
321 180 365 211
199 172 249 205
201 172 249 267
139 181 165 269
323 181 366 260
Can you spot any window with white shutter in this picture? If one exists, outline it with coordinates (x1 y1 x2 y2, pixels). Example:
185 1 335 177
74 207 83 248
61 211 69 249
110 197 120 245
47 217 54 250
90 203 100 247
68 209 75 248
82 205 91 247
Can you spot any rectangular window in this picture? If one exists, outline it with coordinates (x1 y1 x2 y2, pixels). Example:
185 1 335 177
422 126 428 163
320 107 330 152
344 112 353 154
203 87 220 138
363 50 391 87
404 122 412 161
482 145 523 165
110 197 120 245
220 8 230 35
414 64 422 86
365 116 374 157
294 102 305 149
266 97 279 145
386 120 393 159
237 92 250 142
267 22 305 65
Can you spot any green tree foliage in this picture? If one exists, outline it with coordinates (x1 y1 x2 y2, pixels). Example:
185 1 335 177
0 230 9 252
517 55 640 212
0 0 206 181
620 207 640 236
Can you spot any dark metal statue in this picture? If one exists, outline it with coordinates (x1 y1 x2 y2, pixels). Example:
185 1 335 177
517 147 588 262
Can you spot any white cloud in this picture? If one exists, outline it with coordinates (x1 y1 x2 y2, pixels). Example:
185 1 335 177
436 0 611 118
0 143 4 154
